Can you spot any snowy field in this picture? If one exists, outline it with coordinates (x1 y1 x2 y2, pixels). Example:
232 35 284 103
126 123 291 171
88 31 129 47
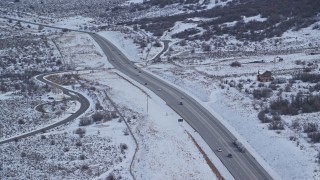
105 27 320 179
1 2 320 179
55 32 234 179
80 69 231 179
1 31 233 179
145 53 320 180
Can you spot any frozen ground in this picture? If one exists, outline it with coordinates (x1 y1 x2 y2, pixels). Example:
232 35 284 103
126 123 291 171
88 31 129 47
2 7 320 178
77 31 236 179
56 32 113 70
1 31 234 180
98 30 163 63
145 58 320 180
106 27 320 179
80 69 231 180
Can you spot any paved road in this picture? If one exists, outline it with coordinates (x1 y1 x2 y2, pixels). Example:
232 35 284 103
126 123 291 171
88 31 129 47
0 73 90 145
0 16 88 33
90 33 273 180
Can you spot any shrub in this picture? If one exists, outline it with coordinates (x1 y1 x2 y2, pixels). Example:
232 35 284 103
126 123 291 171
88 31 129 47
41 135 46 140
75 141 82 147
228 80 236 87
153 41 162 47
230 61 241 67
268 84 278 90
313 83 320 91
317 152 320 164
106 173 115 180
270 98 288 111
79 117 92 126
303 68 312 72
92 112 104 122
123 128 129 136
120 143 128 153
272 78 287 84
111 111 118 118
313 24 320 30
50 140 55 145
63 147 70 152
304 123 318 133
172 28 201 39
253 88 272 99
179 40 187 46
81 165 89 171
79 154 85 160
257 111 265 121
289 136 297 141
258 83 265 87
21 152 26 157
308 132 320 143
293 73 320 83
295 60 303 65
75 128 86 135
202 43 211 51
291 120 301 130
284 83 292 92
95 102 103 110
268 115 284 130
18 119 25 124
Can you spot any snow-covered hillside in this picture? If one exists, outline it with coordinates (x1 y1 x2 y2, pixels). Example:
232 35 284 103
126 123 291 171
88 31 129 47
2 0 320 179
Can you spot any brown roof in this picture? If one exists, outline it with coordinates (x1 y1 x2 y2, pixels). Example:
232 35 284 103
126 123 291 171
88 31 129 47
260 71 272 77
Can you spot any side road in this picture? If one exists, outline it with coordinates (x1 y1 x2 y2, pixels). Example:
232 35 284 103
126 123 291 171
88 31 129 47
0 72 90 145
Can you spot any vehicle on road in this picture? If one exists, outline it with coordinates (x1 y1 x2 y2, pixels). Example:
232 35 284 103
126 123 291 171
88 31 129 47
90 33 273 180
217 148 222 152
145 82 148 85
228 153 233 158
157 88 161 91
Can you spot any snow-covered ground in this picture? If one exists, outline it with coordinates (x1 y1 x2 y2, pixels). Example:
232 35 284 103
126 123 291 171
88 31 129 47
56 32 113 70
80 69 231 179
144 58 320 180
1 30 235 179
56 31 235 179
2 6 320 178
104 27 320 179
98 30 163 63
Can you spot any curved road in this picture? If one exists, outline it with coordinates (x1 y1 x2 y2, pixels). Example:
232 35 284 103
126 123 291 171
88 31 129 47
90 33 273 180
0 16 272 179
0 73 90 145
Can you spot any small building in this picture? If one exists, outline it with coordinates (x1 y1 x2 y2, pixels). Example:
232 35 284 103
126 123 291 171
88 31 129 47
257 71 274 82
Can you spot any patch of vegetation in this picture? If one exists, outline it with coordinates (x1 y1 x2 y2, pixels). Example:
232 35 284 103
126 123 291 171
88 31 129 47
172 28 201 39
293 73 320 83
127 0 320 40
253 88 272 99
269 93 320 115
230 61 241 67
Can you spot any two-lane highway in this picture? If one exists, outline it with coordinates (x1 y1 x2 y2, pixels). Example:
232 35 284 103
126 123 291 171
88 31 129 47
91 33 273 180
0 73 90 145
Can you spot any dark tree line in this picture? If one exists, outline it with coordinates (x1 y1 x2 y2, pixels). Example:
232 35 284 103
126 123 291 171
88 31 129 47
126 0 320 41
